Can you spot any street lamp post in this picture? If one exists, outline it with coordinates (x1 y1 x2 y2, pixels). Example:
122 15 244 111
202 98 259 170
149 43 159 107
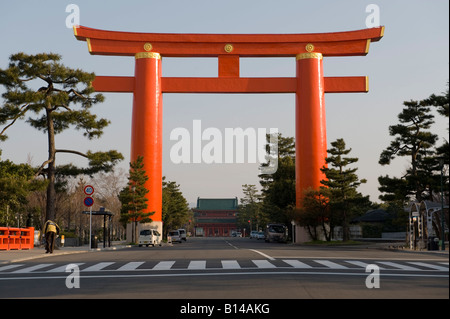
440 159 445 251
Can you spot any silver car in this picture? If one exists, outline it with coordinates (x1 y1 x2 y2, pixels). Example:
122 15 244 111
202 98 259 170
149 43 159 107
168 230 182 243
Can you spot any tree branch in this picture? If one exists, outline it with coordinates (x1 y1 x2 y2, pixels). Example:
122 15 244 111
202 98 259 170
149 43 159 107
0 103 31 137
34 157 54 179
51 104 72 112
55 149 88 158
67 88 89 100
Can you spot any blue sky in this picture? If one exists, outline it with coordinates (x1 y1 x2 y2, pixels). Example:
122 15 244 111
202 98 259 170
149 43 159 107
0 0 448 206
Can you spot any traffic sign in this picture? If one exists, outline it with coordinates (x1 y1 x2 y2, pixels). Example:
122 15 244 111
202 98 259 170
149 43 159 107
84 197 94 207
84 185 95 196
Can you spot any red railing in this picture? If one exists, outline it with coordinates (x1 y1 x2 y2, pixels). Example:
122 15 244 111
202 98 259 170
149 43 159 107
0 227 34 250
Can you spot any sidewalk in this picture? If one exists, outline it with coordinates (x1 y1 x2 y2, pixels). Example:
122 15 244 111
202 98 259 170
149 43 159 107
0 242 131 265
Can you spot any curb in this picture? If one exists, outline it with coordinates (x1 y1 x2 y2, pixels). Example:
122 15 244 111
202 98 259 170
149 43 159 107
0 245 132 265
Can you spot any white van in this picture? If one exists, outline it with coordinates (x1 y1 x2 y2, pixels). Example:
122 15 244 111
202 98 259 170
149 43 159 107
138 229 162 247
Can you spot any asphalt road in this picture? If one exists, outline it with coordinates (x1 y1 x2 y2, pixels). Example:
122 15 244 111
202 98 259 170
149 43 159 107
0 237 448 302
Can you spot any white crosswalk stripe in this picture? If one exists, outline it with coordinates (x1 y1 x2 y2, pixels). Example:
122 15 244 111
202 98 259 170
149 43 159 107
117 262 145 271
188 260 207 270
252 260 276 268
82 262 115 272
407 262 449 271
314 260 348 269
47 263 85 273
13 263 54 273
153 261 175 270
0 264 25 272
282 260 312 268
344 260 388 270
1 259 447 274
221 260 241 269
377 261 421 271
344 260 373 269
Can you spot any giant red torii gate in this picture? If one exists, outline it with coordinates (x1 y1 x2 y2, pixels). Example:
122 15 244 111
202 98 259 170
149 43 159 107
74 25 384 236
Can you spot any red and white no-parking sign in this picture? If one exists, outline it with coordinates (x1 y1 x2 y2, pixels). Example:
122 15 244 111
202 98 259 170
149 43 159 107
84 185 95 207
84 197 94 207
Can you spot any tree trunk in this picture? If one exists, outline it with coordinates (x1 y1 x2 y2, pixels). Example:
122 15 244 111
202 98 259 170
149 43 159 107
45 105 56 222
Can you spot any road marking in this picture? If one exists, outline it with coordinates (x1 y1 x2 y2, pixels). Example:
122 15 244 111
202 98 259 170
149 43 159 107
4 259 446 274
47 263 85 273
153 261 175 270
0 264 24 272
282 260 312 269
314 260 348 269
117 262 145 271
1 271 447 281
12 263 54 273
377 262 421 271
249 249 275 261
252 260 276 268
225 241 239 249
221 260 241 269
344 260 390 270
188 260 206 270
407 262 449 271
344 260 372 269
82 262 115 272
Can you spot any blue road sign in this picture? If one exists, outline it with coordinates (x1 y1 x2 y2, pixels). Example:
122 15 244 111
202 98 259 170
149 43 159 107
84 197 94 207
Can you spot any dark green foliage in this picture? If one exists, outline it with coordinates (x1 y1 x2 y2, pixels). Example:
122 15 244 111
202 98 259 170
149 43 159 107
258 134 296 226
320 138 371 241
119 156 153 243
0 52 123 221
238 184 267 232
162 177 190 238
378 85 449 204
0 150 46 226
297 187 330 241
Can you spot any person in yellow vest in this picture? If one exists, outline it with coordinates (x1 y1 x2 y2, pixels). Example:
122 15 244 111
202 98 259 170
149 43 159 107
43 220 60 254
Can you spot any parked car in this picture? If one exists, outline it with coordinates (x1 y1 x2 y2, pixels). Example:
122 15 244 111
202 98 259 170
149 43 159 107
250 231 259 239
178 229 187 241
256 231 265 240
168 230 182 243
265 224 288 243
138 229 162 247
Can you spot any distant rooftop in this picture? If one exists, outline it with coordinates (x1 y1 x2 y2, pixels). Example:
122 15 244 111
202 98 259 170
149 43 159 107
195 197 238 211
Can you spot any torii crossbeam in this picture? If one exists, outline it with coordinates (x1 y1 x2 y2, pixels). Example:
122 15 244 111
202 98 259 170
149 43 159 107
74 26 384 236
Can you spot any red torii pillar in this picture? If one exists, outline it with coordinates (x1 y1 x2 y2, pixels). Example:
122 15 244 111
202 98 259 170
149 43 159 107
296 50 326 205
73 26 384 238
132 52 163 234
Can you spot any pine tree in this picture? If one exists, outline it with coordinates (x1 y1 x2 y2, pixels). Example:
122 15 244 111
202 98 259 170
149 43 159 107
119 156 153 244
259 133 296 225
296 187 331 241
321 138 369 241
422 85 449 198
162 177 190 238
378 96 439 203
0 53 123 221
238 184 267 232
